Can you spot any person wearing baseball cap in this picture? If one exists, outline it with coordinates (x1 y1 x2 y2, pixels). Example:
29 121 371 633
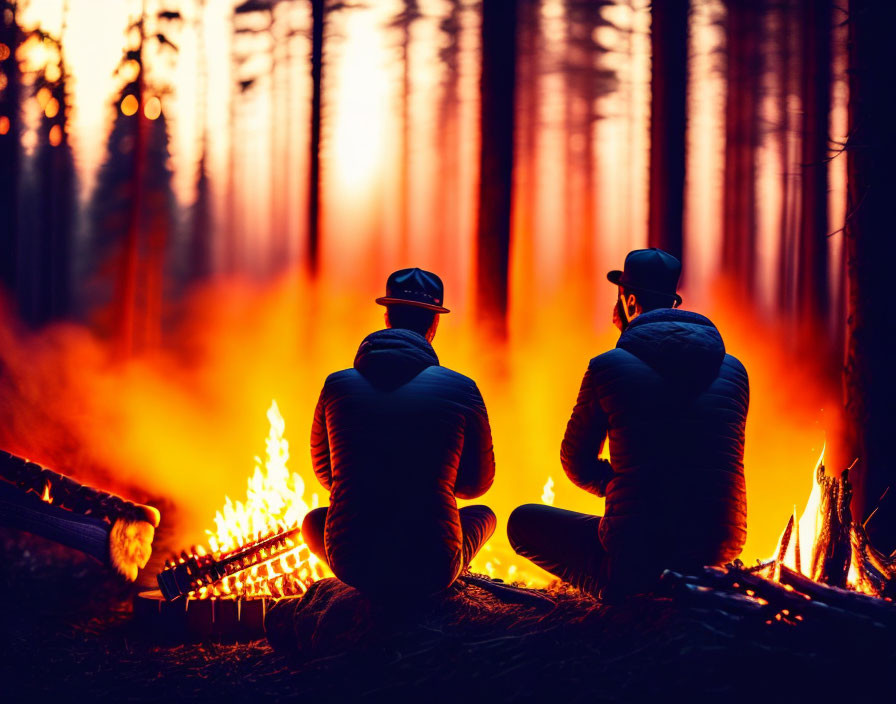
302 268 497 598
508 248 750 599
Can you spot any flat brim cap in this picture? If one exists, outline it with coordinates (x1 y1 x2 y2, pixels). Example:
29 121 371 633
375 267 451 313
607 248 683 306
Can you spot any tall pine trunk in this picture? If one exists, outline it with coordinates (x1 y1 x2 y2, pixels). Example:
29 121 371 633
721 0 762 296
844 0 896 551
307 0 324 276
776 0 797 312
476 0 517 337
648 0 688 261
795 0 831 341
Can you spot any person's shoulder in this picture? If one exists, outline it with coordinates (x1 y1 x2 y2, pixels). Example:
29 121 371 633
322 368 359 386
427 365 478 389
588 347 636 371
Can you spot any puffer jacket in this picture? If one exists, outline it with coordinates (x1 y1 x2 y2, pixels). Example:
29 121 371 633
561 309 749 589
310 328 495 595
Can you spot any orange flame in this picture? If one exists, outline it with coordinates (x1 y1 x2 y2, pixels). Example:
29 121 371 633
192 401 329 599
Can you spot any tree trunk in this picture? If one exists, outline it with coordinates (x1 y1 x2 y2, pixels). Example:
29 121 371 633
119 71 145 358
307 0 324 276
776 0 797 312
648 0 688 261
435 0 462 270
476 0 517 338
721 0 762 296
0 1 22 304
795 0 831 341
844 0 896 552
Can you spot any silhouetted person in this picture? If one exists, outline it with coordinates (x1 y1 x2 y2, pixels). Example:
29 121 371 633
303 268 496 598
508 249 749 598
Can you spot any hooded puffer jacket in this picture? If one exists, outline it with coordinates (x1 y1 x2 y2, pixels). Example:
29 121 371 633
561 309 748 588
310 328 495 595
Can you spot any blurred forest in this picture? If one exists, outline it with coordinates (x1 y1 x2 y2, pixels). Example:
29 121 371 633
1 0 895 553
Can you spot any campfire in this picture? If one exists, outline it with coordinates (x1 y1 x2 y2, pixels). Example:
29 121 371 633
153 401 329 602
662 450 896 629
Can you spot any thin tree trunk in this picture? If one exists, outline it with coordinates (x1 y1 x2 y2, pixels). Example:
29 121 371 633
844 0 896 551
476 0 517 337
795 0 831 341
395 2 419 261
119 57 145 358
648 0 688 260
0 1 22 302
307 0 324 276
435 0 462 269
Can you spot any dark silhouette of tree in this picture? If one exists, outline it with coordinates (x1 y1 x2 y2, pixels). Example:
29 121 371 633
187 0 212 282
476 0 517 337
721 0 763 297
390 1 421 260
308 0 324 276
85 5 180 355
562 1 616 276
844 0 896 551
19 28 75 326
648 0 688 260
775 0 797 313
795 0 831 339
0 1 23 303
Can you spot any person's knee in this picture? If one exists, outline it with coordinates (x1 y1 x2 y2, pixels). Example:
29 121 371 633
301 507 328 558
460 504 497 538
507 503 542 554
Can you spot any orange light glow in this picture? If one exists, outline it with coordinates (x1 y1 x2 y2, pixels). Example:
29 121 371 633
44 97 59 118
144 96 161 121
49 124 62 146
44 62 60 83
120 94 138 116
0 43 10 61
0 116 8 135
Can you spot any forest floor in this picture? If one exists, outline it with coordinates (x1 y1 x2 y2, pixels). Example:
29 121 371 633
2 527 895 703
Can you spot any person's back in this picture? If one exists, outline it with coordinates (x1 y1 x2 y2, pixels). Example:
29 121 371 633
509 248 749 598
304 268 496 598
579 308 748 588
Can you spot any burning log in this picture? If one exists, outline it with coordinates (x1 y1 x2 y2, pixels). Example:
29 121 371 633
156 526 304 601
0 449 159 581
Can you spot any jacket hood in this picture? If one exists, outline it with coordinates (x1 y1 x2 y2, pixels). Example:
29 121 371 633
617 309 725 394
354 328 439 390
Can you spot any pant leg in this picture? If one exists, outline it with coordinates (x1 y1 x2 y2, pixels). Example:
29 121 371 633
301 506 328 566
507 503 607 596
458 504 497 568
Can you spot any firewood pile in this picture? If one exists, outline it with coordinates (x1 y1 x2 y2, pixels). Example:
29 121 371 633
659 462 896 632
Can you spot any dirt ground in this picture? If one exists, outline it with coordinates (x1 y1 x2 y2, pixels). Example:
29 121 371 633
3 527 894 703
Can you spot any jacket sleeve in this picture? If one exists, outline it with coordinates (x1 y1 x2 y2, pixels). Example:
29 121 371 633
309 383 333 492
454 382 496 500
561 362 615 497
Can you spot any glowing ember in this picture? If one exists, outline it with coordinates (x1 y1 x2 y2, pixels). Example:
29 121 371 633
187 401 329 599
541 476 555 506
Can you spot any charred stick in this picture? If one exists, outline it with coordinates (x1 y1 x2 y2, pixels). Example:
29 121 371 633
778 566 896 626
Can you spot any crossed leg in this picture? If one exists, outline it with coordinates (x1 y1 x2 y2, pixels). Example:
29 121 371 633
507 503 608 597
